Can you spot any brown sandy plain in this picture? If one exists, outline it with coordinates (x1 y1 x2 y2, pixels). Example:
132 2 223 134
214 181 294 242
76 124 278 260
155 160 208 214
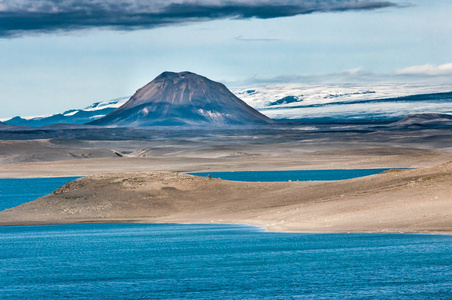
0 127 451 233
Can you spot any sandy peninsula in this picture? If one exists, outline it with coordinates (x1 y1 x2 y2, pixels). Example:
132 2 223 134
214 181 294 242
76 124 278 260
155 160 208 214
1 161 451 234
1 123 451 233
1 139 451 178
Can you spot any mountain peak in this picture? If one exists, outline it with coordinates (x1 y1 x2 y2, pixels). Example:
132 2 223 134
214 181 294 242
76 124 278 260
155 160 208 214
89 72 274 127
155 71 196 80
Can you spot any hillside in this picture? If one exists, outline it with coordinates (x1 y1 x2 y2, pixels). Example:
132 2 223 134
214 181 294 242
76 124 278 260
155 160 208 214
89 71 274 127
1 162 451 234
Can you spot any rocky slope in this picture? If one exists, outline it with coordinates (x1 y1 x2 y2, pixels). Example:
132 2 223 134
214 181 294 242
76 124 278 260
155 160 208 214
89 71 274 127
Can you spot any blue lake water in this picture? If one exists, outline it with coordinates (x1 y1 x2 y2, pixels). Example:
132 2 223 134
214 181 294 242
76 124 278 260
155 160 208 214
188 169 390 182
0 177 80 210
1 223 451 299
1 177 451 299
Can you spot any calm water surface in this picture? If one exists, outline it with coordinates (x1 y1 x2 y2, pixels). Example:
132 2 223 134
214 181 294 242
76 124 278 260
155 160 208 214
188 169 390 182
0 177 80 210
1 223 451 299
1 177 451 299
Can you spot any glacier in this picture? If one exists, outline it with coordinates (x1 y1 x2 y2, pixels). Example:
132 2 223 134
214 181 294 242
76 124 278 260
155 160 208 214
2 83 452 127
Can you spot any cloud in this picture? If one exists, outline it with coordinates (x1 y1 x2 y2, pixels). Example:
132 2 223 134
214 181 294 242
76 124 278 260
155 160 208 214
231 63 452 87
0 0 396 38
233 67 376 85
235 35 280 42
395 62 452 76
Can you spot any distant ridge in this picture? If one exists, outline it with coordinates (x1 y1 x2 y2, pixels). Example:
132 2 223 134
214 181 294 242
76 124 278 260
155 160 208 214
3 85 451 127
3 97 128 127
391 113 452 129
89 71 274 127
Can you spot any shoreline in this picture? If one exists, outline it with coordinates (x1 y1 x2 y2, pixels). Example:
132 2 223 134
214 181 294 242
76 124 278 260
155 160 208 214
1 148 451 179
1 162 451 235
0 167 394 180
1 219 451 236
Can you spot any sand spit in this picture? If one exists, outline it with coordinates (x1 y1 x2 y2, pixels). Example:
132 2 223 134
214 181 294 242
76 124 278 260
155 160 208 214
1 162 451 234
1 147 451 178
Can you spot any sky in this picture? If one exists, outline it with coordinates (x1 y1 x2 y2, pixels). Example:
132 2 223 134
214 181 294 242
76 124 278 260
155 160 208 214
0 0 451 118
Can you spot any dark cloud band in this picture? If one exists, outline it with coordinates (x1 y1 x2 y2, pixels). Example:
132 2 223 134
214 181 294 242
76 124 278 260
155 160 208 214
0 0 397 37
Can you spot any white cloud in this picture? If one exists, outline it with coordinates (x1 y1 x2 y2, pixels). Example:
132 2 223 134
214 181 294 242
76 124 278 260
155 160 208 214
395 62 452 76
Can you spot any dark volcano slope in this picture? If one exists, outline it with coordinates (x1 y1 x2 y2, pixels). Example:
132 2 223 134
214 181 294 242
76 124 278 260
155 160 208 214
89 72 274 127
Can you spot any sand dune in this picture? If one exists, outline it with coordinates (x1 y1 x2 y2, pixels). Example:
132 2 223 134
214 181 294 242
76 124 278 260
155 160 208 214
1 162 451 234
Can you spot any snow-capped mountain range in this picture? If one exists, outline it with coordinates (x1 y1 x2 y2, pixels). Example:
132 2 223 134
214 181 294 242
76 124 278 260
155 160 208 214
235 83 452 122
2 97 129 127
2 82 452 126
